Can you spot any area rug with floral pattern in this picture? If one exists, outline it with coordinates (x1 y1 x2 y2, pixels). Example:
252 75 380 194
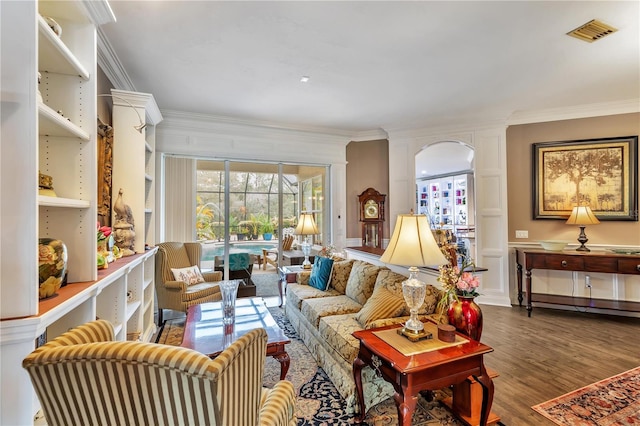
531 366 640 425
157 306 464 425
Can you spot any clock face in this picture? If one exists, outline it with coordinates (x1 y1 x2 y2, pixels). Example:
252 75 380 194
364 200 379 219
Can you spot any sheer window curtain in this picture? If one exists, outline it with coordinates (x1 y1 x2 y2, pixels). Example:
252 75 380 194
163 156 196 242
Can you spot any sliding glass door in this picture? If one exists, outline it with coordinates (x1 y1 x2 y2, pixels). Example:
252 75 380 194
195 160 328 276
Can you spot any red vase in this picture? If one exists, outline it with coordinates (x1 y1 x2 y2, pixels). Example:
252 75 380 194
447 296 483 341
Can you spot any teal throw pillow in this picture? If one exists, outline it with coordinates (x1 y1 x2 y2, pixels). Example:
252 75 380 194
308 256 334 291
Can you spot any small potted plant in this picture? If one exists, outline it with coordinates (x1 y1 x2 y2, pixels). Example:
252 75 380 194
237 225 248 241
261 221 274 240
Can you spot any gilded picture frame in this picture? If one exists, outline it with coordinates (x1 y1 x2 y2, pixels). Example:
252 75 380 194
532 136 638 221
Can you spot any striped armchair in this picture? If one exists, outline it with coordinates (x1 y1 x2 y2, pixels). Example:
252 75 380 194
23 320 297 426
155 242 223 325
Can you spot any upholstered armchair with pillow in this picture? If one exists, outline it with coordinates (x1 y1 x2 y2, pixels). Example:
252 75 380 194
23 320 297 426
155 241 223 325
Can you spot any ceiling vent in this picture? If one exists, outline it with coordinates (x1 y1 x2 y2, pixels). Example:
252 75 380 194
567 19 617 43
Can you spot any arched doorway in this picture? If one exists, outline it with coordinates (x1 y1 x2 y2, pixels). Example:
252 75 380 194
415 141 476 260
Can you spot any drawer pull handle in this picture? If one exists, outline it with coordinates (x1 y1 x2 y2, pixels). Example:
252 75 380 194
561 260 568 267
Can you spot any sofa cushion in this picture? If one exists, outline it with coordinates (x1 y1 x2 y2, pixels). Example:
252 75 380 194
300 295 363 328
328 259 355 294
318 313 362 364
286 283 341 310
355 286 406 328
183 281 221 301
344 260 380 305
309 256 334 291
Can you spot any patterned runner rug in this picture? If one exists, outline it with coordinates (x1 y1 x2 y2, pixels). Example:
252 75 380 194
531 366 640 425
158 307 463 425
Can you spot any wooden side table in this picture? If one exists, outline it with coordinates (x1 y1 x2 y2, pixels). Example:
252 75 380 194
352 323 495 426
515 248 640 316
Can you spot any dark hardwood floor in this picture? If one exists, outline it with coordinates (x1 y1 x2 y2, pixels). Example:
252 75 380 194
478 303 640 425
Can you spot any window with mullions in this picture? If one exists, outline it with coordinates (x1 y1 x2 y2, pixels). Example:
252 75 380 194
196 164 299 242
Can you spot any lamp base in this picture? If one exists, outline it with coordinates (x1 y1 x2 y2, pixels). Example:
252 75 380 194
576 226 590 251
397 326 433 342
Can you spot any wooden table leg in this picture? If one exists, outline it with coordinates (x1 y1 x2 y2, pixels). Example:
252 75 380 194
353 356 367 421
394 391 418 426
274 351 290 380
525 268 533 317
473 363 495 426
516 261 523 306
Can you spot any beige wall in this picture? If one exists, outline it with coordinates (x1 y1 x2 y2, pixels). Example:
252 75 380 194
346 139 390 241
506 113 640 246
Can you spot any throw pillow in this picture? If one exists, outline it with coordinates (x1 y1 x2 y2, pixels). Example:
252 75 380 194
345 260 380 305
355 286 406 328
373 269 406 296
308 256 334 291
171 265 205 285
329 259 355 294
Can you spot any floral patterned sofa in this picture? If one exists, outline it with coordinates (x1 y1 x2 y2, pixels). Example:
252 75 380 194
284 259 444 414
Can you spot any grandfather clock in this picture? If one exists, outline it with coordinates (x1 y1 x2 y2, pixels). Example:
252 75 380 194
358 187 386 249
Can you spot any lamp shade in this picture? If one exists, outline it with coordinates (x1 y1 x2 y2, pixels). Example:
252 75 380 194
380 214 448 267
295 212 319 235
566 206 600 226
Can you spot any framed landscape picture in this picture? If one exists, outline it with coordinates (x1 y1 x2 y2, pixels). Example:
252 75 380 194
532 136 638 221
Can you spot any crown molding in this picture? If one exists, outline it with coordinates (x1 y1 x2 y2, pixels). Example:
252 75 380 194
81 0 116 26
161 110 353 142
110 89 163 125
97 27 136 92
349 129 389 142
506 99 640 125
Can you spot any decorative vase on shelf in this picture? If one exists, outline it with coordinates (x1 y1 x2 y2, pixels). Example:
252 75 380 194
38 238 68 300
447 295 483 341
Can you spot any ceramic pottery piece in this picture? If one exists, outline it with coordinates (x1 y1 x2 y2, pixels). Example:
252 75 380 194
447 296 483 341
38 238 68 299
43 16 62 37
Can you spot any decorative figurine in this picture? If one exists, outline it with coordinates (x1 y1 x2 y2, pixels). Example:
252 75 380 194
113 188 135 256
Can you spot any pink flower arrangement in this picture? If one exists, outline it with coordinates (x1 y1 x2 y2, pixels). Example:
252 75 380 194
457 271 480 295
437 257 481 299
97 221 111 241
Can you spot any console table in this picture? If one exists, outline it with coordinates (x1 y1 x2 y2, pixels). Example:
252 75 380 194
515 249 640 317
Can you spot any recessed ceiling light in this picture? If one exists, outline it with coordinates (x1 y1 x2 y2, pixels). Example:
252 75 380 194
300 76 310 83
421 170 427 174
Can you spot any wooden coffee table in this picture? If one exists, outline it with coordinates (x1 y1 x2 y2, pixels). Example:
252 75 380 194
181 297 291 380
352 323 495 426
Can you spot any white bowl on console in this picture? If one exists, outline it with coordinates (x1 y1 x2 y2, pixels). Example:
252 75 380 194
539 240 569 251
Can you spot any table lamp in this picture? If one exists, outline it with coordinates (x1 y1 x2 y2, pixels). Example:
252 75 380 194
566 205 600 252
295 212 319 269
380 213 448 340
